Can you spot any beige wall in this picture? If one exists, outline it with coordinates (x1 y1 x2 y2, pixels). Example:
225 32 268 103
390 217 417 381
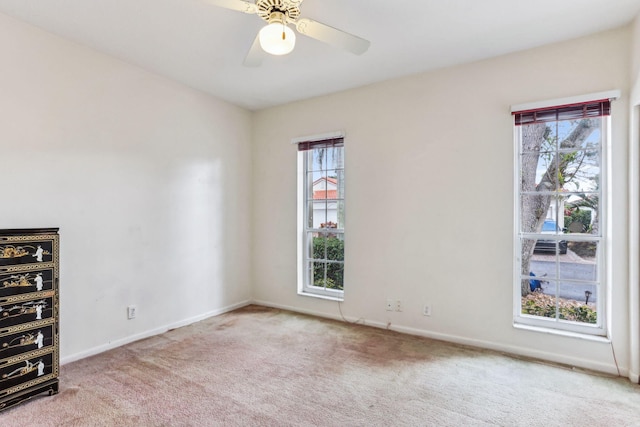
252 26 632 374
632 14 640 103
0 13 253 362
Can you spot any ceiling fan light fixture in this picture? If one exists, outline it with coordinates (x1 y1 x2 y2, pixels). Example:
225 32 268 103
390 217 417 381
259 12 296 55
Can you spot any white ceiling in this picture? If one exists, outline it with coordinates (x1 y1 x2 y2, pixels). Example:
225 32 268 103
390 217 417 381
0 0 639 110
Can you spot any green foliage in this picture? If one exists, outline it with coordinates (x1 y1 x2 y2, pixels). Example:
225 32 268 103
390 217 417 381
564 208 592 233
522 298 556 318
562 304 597 324
314 277 337 289
313 236 344 290
521 293 596 324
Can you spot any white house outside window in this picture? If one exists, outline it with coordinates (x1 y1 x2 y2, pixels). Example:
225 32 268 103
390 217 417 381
513 96 613 336
296 135 345 299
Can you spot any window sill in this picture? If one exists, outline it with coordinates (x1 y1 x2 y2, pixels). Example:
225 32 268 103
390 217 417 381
513 323 610 343
298 290 344 302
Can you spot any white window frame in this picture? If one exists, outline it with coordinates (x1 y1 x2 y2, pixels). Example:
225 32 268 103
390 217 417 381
294 131 345 300
512 91 619 337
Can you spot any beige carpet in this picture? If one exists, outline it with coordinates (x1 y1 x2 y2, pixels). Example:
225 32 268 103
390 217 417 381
3 305 640 426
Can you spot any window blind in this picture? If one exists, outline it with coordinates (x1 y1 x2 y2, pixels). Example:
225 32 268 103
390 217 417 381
297 137 344 151
513 99 611 126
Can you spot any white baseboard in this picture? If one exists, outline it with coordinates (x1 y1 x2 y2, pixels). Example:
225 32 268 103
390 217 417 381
251 299 624 378
60 300 251 365
384 323 624 377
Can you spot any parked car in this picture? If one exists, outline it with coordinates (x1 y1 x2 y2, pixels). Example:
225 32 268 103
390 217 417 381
534 219 567 254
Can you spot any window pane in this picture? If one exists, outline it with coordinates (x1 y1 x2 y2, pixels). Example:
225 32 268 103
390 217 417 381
324 175 338 200
325 236 344 261
310 149 329 172
557 281 598 308
561 150 600 193
330 262 344 290
563 202 599 235
553 119 569 143
326 146 343 170
559 241 598 281
558 287 598 324
521 123 554 153
310 171 341 229
533 237 562 255
529 256 554 282
322 201 338 229
521 279 557 320
309 172 324 200
519 152 556 192
313 177 327 199
535 152 557 189
312 261 326 287
530 232 564 255
557 119 602 151
312 261 344 290
335 200 345 230
520 198 563 234
311 233 343 259
309 236 327 261
520 238 539 281
305 261 315 287
310 200 328 229
520 195 539 233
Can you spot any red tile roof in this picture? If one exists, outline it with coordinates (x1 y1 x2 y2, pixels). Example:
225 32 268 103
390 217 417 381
314 190 337 200
313 190 338 200
313 176 338 186
312 176 339 200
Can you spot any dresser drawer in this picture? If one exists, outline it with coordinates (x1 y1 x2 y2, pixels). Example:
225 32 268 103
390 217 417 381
0 235 55 267
0 268 54 298
0 295 54 328
0 323 55 360
0 351 56 396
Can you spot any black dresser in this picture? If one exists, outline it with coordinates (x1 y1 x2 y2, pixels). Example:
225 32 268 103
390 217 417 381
0 228 59 411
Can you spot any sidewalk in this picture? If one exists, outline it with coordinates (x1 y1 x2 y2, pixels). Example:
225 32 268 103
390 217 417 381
531 249 595 264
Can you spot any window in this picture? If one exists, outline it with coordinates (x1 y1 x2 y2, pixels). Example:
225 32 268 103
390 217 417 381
296 135 345 299
513 96 612 335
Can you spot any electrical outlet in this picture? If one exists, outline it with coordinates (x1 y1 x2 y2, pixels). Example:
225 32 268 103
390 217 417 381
127 305 137 319
386 299 394 311
423 305 431 316
395 300 402 312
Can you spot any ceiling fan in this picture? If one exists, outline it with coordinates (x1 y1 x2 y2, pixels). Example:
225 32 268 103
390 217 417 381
208 0 371 66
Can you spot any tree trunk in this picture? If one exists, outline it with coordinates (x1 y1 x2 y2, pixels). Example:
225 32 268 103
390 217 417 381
519 123 547 296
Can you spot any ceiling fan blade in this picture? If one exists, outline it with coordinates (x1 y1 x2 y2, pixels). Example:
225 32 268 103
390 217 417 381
295 18 370 55
207 0 257 14
243 34 264 67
